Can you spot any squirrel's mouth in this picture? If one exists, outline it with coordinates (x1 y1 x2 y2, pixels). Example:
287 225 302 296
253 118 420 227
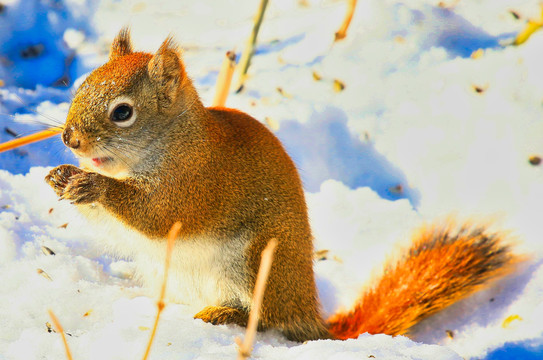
81 155 129 179
91 157 113 167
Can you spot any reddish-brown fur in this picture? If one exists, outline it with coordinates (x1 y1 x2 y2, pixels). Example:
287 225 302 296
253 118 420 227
45 29 520 343
327 222 519 339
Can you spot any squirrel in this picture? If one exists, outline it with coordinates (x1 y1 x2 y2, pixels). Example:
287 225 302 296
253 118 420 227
45 28 520 342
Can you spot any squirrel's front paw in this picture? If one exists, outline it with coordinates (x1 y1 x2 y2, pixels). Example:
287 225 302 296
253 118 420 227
45 165 104 204
45 165 82 197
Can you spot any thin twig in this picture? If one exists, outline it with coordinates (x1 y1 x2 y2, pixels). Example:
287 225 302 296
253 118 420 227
335 0 357 41
48 309 74 360
212 51 237 107
142 222 182 360
236 238 278 360
234 0 269 93
0 128 62 153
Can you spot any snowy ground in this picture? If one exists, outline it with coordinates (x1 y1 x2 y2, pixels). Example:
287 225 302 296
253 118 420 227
1 0 543 359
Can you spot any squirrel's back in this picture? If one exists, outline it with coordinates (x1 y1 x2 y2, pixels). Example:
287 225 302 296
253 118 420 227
200 106 329 341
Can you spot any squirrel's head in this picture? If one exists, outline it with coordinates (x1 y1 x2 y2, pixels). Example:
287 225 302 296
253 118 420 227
63 28 194 177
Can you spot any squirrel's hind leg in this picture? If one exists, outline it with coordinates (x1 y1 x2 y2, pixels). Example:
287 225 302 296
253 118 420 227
194 306 249 327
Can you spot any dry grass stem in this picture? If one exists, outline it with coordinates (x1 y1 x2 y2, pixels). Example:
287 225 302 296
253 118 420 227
0 127 62 153
513 4 543 45
234 0 269 92
236 238 278 360
212 51 237 107
335 0 357 41
142 221 182 360
48 309 74 360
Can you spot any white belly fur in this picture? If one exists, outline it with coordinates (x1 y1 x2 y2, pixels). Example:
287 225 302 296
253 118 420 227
78 203 252 310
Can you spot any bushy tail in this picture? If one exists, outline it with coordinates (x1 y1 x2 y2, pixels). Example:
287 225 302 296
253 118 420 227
327 221 521 339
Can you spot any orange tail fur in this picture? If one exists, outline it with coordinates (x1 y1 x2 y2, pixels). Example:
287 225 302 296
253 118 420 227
327 221 521 339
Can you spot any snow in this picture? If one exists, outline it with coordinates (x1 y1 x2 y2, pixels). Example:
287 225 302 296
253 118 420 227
1 0 543 359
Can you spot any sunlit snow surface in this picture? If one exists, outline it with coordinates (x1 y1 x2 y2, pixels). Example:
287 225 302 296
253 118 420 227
1 0 543 359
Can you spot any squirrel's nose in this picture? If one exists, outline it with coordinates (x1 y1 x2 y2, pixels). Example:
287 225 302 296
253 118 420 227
62 128 81 149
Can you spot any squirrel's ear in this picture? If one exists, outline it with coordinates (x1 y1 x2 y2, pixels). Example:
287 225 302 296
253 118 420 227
148 36 184 107
110 27 133 60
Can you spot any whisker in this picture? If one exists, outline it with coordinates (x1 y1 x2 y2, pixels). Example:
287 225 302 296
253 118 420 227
58 79 76 101
12 94 66 126
7 127 63 139
7 120 64 132
0 111 65 129
97 142 137 174
0 112 48 123
51 146 74 164
105 145 136 166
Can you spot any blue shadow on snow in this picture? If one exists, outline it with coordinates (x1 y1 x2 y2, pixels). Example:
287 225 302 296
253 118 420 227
485 342 543 360
276 107 419 206
426 7 515 58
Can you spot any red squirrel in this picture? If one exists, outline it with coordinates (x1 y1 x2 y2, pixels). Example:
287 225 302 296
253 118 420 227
45 28 519 342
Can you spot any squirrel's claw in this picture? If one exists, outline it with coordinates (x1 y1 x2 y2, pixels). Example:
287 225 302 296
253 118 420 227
62 172 104 204
45 165 79 197
45 165 102 204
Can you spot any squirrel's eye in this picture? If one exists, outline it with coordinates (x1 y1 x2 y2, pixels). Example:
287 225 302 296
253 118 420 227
111 104 133 122
108 98 137 128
